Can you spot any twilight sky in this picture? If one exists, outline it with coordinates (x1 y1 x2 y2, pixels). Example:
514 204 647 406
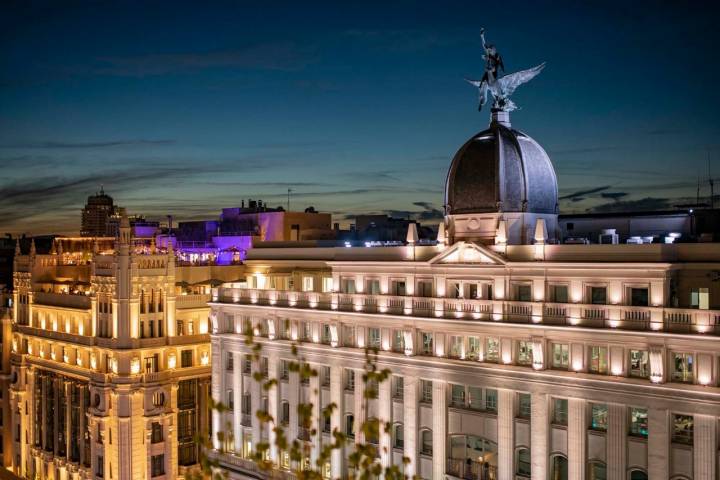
1 0 719 235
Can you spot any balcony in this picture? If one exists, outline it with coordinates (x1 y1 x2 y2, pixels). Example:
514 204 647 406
176 293 212 309
34 292 91 310
214 287 720 335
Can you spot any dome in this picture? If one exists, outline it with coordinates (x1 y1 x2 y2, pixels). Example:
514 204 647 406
445 114 558 216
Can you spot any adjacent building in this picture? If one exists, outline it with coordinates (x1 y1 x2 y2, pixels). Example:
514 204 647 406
209 111 720 480
9 210 244 480
80 189 117 238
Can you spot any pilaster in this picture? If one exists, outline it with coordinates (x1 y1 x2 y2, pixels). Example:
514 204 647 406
568 398 586 480
403 376 418 478
530 392 548 478
648 407 670 479
431 380 447 479
694 414 717 480
607 403 627 480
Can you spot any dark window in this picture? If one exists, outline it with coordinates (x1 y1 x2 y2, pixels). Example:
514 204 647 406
517 285 532 302
181 350 193 368
151 454 165 477
151 422 163 443
590 287 607 305
630 288 649 307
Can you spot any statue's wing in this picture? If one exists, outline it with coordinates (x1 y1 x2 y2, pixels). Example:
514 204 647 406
464 78 483 88
496 62 545 97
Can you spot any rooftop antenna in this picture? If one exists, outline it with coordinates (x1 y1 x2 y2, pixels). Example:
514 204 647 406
287 188 292 211
708 151 715 209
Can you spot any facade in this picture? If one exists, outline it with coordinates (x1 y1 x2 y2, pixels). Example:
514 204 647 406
208 111 720 480
1 291 13 471
9 212 244 480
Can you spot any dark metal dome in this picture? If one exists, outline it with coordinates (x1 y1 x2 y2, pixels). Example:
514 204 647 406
445 116 558 215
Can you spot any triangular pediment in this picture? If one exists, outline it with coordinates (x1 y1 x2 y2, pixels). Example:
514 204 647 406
428 241 505 265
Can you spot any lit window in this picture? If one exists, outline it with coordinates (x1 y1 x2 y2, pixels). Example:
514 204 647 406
448 336 463 359
629 407 648 437
420 332 433 356
629 350 649 378
485 389 498 413
392 330 405 353
322 277 333 293
368 328 381 349
485 337 499 362
690 287 709 309
468 387 483 410
671 353 694 383
588 346 608 374
590 404 607 431
450 384 465 408
672 414 693 445
302 276 314 292
467 336 480 360
517 341 533 365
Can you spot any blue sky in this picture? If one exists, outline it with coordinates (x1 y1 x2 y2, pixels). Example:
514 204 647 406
1 0 719 234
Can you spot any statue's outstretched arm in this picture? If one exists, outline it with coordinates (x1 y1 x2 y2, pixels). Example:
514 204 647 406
480 28 487 51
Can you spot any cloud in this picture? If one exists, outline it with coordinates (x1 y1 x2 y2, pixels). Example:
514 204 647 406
600 192 628 201
88 42 316 77
549 146 623 156
0 139 176 149
558 185 611 201
587 197 673 213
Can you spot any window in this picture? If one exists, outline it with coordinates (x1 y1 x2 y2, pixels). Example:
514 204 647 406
416 280 433 297
590 404 608 431
322 277 333 293
466 283 478 299
300 322 312 342
589 346 608 374
368 328 381 349
261 357 269 378
321 324 332 345
345 415 354 438
96 455 104 478
243 356 252 374
672 414 693 445
552 344 569 369
343 325 356 347
145 354 158 374
280 360 289 380
450 384 465 408
448 336 463 359
671 353 694 383
344 369 355 391
281 402 290 425
227 390 234 410
151 454 165 477
467 336 480 360
552 398 568 426
321 366 330 387
420 332 433 356
590 286 607 305
517 341 533 365
151 422 163 443
517 448 531 477
393 424 404 449
449 282 461 299
485 389 498 413
341 278 356 294
365 279 380 295
518 393 531 419
180 350 193 368
302 276 314 292
468 387 483 410
226 353 234 371
629 407 648 437
549 285 568 303
517 285 532 302
623 351 648 380
420 430 432 455
630 288 649 307
420 380 432 403
690 287 709 309
588 462 607 480
392 376 404 400
485 337 499 362
392 330 405 353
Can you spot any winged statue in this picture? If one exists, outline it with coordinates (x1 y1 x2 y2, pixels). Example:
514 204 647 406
465 28 545 112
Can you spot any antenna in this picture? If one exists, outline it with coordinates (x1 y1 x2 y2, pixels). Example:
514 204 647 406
708 151 715 209
287 188 292 211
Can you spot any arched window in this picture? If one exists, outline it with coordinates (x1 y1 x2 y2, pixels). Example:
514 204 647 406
516 448 531 476
629 471 648 480
280 401 290 425
393 424 404 449
420 429 433 455
588 461 606 480
551 455 568 480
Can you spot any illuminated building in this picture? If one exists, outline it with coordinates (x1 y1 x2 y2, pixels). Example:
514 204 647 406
10 210 244 480
209 111 720 480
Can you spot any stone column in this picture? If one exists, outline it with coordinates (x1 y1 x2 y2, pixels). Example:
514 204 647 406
378 375 392 471
330 365 344 478
432 380 447 479
250 357 262 453
210 343 223 450
648 408 669 479
607 403 627 480
403 376 418 478
530 393 548 478
567 398 586 480
497 389 515 480
693 414 717 480
266 354 280 462
288 369 300 446
65 382 72 460
232 352 243 455
354 370 365 444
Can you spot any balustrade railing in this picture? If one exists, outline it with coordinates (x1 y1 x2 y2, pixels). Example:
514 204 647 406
215 287 720 335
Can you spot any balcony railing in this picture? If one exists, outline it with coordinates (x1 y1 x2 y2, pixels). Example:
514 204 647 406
176 293 212 309
214 287 720 335
34 292 91 310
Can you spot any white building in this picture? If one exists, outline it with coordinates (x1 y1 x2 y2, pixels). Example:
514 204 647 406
209 111 720 480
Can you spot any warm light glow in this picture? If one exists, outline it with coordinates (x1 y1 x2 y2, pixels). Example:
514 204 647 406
168 352 177 369
76 355 83 367
27 343 33 355
569 316 581 326
65 319 71 333
611 365 622 376
131 358 141 374
200 351 210 365
78 322 84 335
63 353 69 363
110 358 118 374
650 374 662 384
90 353 97 370
608 320 619 328
502 351 512 364
198 320 208 334
699 373 711 386
12 339 17 353
50 350 56 360
572 360 583 371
